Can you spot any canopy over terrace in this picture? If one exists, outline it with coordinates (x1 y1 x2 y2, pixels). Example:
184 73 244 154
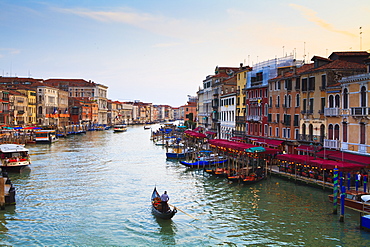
307 158 364 171
277 154 364 171
184 130 207 139
316 150 370 166
209 139 280 155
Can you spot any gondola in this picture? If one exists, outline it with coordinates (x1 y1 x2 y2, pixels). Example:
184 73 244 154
151 187 177 219
241 174 266 185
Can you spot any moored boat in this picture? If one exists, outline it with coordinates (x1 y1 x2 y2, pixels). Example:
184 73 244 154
241 174 266 185
0 144 31 172
151 187 177 219
179 159 228 168
328 190 370 213
34 130 59 143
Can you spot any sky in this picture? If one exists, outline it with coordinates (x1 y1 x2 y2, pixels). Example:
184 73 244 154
0 0 369 107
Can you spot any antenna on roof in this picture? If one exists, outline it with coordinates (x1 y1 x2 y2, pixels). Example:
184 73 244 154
360 26 363 50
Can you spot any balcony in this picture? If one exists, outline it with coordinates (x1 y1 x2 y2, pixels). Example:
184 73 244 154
324 139 340 149
236 116 245 125
297 134 323 143
246 115 261 121
324 108 341 117
351 107 370 117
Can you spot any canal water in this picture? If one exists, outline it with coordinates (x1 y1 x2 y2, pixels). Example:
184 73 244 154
1 124 370 246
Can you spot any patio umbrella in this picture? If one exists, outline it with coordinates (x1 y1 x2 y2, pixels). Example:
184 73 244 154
245 146 266 153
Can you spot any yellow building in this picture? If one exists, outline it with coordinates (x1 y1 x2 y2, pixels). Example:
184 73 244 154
17 88 37 125
234 64 251 137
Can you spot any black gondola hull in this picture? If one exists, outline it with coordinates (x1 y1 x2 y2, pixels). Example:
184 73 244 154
151 187 177 220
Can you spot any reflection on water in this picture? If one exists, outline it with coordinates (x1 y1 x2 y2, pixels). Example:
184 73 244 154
0 124 368 246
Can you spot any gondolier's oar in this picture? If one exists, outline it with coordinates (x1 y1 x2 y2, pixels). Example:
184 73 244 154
168 203 199 220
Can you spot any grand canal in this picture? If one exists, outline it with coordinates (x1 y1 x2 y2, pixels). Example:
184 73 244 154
1 124 370 246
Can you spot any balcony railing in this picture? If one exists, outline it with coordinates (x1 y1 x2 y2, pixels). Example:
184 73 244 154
323 139 340 149
246 115 261 121
351 107 370 117
297 134 323 143
324 108 341 117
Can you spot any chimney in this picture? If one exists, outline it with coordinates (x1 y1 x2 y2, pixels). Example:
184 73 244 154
240 63 243 69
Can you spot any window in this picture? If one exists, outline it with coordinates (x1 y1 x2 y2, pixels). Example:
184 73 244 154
301 78 308 91
295 129 299 139
294 114 299 127
321 98 325 113
275 127 279 137
295 78 300 90
335 95 340 108
276 96 280 107
360 123 366 144
343 88 349 109
328 95 334 108
361 86 367 107
328 124 333 139
321 74 326 90
343 122 347 142
334 124 340 140
296 94 300 107
308 77 315 91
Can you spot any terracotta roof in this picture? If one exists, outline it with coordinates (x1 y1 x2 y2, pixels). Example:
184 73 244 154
303 60 366 73
269 63 314 81
330 51 370 57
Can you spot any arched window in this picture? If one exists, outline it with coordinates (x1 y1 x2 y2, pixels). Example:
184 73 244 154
38 106 42 115
269 97 272 107
309 124 313 140
343 88 349 109
334 124 340 140
328 124 334 139
288 95 292 107
361 86 367 107
329 95 334 108
335 94 340 108
264 103 268 116
277 96 280 107
284 95 287 107
302 123 306 137
320 124 325 143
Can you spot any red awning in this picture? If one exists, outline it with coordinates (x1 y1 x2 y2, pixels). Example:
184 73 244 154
230 136 244 141
205 131 217 135
184 130 206 139
264 139 283 147
276 154 315 164
316 150 370 166
308 158 364 171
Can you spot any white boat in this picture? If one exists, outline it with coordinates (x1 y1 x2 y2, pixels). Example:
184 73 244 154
0 144 31 172
34 130 59 143
113 124 127 132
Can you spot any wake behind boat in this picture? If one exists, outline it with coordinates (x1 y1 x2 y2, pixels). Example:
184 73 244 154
151 187 177 219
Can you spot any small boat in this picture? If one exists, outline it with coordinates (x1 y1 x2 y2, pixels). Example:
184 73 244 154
34 130 59 143
241 174 266 185
144 126 151 130
328 190 370 213
113 124 127 132
0 144 31 172
179 159 228 168
166 147 193 160
151 187 177 219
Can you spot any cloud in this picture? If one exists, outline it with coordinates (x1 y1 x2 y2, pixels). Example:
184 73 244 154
51 6 219 47
290 3 356 38
0 48 21 55
153 42 182 48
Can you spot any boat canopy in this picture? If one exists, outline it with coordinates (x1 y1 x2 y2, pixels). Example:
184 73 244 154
0 144 29 153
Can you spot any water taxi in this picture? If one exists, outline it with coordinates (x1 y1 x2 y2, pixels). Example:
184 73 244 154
34 130 59 143
113 124 127 132
0 144 31 172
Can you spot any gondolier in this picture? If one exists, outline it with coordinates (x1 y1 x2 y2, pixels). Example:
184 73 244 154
160 191 169 212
